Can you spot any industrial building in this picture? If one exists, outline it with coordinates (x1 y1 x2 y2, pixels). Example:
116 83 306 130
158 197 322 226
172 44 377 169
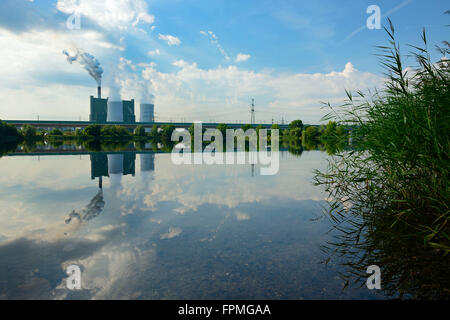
91 153 109 180
123 153 136 175
88 87 152 124
106 98 136 123
91 152 136 179
90 96 107 123
123 99 136 123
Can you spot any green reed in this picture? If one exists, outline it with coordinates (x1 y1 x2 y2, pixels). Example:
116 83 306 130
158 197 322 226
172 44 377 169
315 19 449 254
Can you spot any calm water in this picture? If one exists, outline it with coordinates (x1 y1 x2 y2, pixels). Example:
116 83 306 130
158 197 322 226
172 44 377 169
0 150 382 299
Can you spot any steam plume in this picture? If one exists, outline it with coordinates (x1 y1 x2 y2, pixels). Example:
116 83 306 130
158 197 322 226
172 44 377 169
62 49 103 86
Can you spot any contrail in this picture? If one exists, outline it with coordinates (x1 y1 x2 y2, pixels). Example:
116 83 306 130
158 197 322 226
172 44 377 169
62 49 103 86
344 0 413 41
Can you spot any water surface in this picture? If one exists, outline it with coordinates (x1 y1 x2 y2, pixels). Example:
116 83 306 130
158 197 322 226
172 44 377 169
0 151 381 299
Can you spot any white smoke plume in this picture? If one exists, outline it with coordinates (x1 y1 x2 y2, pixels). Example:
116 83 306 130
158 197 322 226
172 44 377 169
62 49 103 86
118 57 154 103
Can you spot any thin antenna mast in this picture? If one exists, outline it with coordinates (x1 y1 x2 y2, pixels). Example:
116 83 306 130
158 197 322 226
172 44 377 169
250 98 255 125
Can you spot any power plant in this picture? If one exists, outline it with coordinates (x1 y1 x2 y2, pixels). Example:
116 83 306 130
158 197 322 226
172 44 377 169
89 87 153 124
63 50 154 125
140 103 154 122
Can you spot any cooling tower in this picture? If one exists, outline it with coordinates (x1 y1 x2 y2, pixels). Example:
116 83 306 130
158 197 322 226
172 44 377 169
140 153 155 172
140 103 154 122
107 100 123 122
107 154 124 174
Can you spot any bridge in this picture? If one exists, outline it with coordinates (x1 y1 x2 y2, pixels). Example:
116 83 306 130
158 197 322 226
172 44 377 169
3 120 289 130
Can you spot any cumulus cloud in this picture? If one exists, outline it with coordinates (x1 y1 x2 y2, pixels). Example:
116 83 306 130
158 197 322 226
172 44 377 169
160 227 182 240
172 59 190 68
235 53 251 63
56 0 154 30
158 33 181 46
148 49 160 56
139 59 382 123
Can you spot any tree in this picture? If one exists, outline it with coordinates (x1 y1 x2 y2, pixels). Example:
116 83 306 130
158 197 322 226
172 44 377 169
49 128 63 135
75 128 83 137
289 120 304 132
336 125 346 137
100 125 131 138
188 123 195 137
217 124 228 136
289 127 302 140
134 125 146 136
322 121 337 138
0 121 21 141
303 126 319 140
149 125 159 138
83 124 101 137
21 125 37 140
160 124 175 142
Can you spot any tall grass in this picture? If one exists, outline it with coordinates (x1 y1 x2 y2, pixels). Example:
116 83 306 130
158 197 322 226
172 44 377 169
315 20 449 253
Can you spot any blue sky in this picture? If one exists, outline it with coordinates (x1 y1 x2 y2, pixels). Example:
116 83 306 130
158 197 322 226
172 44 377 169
147 0 448 73
0 0 448 123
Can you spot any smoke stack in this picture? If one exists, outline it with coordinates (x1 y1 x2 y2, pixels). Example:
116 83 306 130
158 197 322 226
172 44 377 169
98 86 101 99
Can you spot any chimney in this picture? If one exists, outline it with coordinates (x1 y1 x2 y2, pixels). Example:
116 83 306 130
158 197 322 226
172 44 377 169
97 86 101 99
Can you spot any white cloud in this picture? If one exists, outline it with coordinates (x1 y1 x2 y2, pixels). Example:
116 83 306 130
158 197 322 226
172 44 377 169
158 33 181 46
172 59 190 68
200 30 230 61
138 62 157 68
235 53 251 63
160 227 182 240
235 212 250 221
56 0 154 30
148 49 160 56
139 60 382 123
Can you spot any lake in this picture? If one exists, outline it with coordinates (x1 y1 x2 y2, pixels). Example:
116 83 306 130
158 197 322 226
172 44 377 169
0 149 382 299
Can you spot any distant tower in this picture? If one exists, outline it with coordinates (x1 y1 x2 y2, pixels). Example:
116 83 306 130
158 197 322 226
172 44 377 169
140 103 155 122
250 98 255 125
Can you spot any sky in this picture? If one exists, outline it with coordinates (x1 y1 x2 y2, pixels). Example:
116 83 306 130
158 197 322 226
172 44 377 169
0 0 448 124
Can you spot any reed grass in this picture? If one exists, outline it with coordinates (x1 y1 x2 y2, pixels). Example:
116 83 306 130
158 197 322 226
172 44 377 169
315 20 450 253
